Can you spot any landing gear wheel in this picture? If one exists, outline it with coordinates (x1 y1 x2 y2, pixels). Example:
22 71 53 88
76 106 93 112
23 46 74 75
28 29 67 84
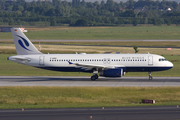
148 72 153 80
94 74 98 79
91 76 96 81
149 76 153 80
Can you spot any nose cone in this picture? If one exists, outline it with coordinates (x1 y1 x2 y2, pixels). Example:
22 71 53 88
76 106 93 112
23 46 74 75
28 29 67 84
167 61 173 68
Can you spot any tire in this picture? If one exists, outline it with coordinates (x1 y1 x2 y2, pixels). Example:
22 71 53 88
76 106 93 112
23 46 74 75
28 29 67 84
149 76 153 80
91 76 96 81
95 74 98 79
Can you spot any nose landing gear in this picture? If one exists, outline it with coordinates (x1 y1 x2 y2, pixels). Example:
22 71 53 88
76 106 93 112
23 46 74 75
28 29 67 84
149 72 153 80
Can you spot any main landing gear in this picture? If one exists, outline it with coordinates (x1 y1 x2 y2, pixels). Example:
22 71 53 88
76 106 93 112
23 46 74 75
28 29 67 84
91 70 99 81
149 72 153 80
91 74 98 81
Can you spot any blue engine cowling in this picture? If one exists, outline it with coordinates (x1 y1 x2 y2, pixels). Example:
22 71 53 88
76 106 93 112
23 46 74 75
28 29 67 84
99 69 123 77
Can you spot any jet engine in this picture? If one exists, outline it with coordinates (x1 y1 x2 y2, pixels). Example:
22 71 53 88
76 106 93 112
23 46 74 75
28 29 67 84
99 68 124 77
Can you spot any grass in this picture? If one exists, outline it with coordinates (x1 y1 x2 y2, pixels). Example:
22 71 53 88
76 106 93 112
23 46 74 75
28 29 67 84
42 41 180 47
1 26 180 40
1 43 180 55
0 86 180 109
2 41 180 48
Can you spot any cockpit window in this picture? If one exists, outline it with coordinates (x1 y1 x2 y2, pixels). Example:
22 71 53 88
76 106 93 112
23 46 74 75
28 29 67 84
159 58 167 61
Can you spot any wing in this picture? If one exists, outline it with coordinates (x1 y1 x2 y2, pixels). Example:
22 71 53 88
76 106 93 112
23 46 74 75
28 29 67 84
68 61 125 71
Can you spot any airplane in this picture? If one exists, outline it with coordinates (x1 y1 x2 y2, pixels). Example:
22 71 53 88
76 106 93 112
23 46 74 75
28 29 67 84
8 28 173 81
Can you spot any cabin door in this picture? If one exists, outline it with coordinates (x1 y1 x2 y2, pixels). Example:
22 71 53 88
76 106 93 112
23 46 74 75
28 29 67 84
148 56 153 65
39 56 45 66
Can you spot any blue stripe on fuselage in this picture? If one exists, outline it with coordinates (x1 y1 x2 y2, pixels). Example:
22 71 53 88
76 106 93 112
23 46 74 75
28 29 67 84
37 66 172 73
125 67 172 72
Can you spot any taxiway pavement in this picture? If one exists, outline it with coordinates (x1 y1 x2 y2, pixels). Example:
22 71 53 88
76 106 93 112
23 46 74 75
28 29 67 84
0 106 180 120
0 76 180 87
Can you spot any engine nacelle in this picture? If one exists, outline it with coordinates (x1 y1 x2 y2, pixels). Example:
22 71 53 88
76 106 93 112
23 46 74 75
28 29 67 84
99 68 123 77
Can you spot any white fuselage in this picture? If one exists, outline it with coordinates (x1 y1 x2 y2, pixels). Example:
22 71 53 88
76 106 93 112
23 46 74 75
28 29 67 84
8 53 173 73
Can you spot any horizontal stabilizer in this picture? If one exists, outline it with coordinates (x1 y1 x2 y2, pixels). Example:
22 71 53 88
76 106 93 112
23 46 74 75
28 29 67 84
8 56 31 63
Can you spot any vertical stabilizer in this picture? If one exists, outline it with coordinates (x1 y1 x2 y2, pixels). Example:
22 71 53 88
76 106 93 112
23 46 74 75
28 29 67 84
11 28 42 55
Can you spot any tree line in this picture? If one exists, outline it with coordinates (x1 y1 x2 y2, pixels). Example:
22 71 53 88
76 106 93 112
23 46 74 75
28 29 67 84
0 0 180 26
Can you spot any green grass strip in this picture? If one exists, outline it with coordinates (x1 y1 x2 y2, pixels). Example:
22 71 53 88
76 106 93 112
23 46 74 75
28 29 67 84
0 86 180 109
1 26 180 40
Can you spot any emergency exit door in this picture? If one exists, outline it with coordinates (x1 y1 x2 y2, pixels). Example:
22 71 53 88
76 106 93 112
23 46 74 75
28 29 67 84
39 56 44 66
148 56 153 65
